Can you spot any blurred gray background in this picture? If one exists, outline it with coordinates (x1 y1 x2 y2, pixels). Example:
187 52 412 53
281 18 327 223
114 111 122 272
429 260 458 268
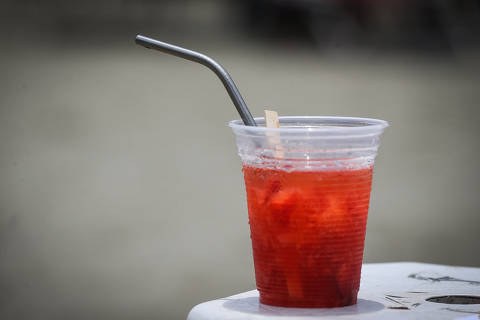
1 0 480 319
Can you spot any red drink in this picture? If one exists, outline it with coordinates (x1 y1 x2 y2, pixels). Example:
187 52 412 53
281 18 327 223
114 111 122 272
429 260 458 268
243 165 373 308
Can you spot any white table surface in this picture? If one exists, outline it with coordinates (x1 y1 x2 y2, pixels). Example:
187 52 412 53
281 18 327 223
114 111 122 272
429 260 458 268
187 262 480 320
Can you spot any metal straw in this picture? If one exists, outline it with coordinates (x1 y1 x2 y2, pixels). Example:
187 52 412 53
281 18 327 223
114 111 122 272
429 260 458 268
135 35 257 126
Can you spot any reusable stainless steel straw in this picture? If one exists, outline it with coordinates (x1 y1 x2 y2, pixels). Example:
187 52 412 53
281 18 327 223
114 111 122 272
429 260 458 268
135 35 257 126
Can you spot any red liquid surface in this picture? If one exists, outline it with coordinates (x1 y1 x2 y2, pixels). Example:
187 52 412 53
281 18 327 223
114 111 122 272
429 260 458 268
243 165 373 308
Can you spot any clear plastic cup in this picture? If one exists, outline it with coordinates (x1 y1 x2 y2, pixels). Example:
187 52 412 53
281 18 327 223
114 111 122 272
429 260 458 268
229 116 388 308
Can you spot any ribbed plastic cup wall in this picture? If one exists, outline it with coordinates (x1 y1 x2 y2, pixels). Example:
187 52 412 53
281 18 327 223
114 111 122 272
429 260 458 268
230 117 388 308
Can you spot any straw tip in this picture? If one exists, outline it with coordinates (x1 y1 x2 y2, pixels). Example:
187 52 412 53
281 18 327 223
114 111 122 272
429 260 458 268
135 35 152 48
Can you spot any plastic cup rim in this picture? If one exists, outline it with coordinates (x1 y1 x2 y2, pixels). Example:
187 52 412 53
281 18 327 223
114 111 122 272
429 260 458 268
229 116 388 135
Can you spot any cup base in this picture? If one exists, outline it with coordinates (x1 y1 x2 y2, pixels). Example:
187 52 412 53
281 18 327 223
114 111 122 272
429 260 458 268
259 294 358 308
